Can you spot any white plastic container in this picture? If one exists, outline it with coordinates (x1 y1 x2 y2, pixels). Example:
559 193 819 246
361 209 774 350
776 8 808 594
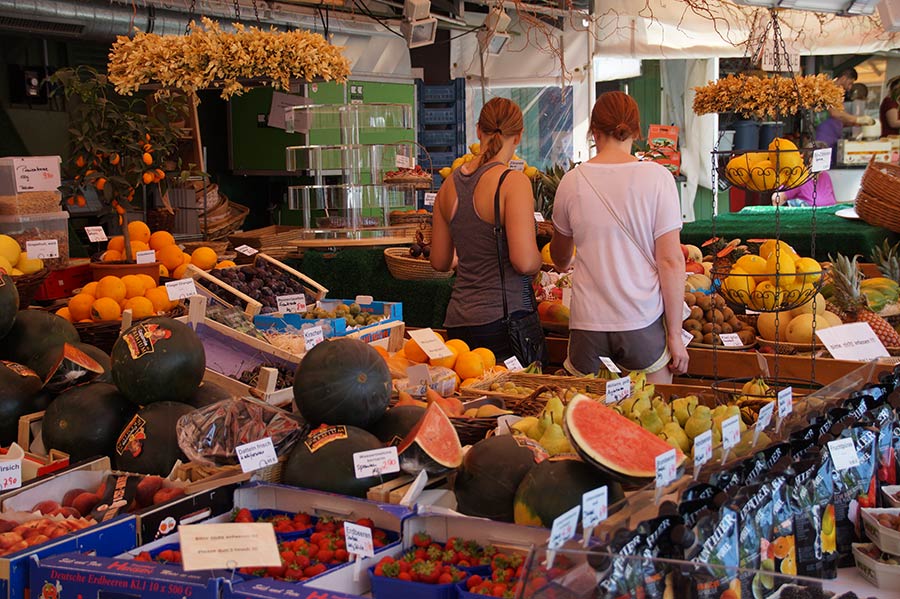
882 485 900 508
861 508 900 555
0 211 69 269
852 542 900 588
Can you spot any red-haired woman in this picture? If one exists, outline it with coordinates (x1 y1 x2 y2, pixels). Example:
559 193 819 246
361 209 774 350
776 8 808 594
550 91 688 383
430 97 545 364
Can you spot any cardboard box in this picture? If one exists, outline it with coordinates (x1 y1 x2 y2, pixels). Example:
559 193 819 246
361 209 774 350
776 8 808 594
647 124 679 150
0 445 68 484
227 579 364 599
838 139 892 165
30 553 225 599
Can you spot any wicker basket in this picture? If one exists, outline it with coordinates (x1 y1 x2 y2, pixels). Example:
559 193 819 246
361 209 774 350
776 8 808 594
12 268 50 308
74 304 186 354
170 456 286 487
147 208 177 233
181 240 230 257
202 200 250 241
384 247 454 281
459 371 608 399
857 160 900 232
389 211 432 226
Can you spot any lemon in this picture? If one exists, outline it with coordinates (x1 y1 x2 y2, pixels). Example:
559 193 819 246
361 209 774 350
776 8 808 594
748 159 782 192
794 257 822 285
752 281 781 310
766 250 796 286
722 266 755 303
0 235 21 266
0 256 12 275
767 137 803 171
725 151 767 188
15 252 43 275
541 243 553 265
759 239 798 260
734 254 769 283
469 142 481 155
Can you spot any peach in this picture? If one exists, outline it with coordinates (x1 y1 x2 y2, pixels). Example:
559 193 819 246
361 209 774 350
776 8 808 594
62 488 87 507
71 492 101 517
0 520 14 534
31 500 60 515
152 487 186 505
25 534 49 547
135 476 165 507
0 531 24 549
52 507 80 519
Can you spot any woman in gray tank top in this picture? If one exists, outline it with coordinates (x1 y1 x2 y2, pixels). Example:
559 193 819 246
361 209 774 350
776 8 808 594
430 98 544 363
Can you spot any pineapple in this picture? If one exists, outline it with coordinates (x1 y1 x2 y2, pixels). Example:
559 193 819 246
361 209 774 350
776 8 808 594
871 239 900 283
830 253 900 347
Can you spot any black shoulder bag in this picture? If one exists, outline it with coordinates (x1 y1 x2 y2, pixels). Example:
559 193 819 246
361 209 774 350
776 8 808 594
493 169 547 367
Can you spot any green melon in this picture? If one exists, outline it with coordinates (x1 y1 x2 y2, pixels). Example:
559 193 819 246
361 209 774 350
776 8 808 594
111 317 205 406
283 425 395 498
114 401 194 476
454 435 548 522
43 343 106 394
514 457 625 528
0 273 18 339
292 338 390 429
0 360 42 445
188 381 234 408
368 405 426 446
74 343 112 384
1 310 79 378
42 382 136 463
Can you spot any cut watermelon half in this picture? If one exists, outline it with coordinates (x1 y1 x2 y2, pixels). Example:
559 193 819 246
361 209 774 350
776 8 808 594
397 402 463 475
43 342 105 394
564 393 686 482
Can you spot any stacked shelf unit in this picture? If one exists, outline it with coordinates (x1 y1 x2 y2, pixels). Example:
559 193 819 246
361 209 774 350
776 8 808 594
416 79 466 195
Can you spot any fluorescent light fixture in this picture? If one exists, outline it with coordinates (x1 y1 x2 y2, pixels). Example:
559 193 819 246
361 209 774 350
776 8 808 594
483 6 511 33
477 29 509 55
403 0 431 22
402 17 437 48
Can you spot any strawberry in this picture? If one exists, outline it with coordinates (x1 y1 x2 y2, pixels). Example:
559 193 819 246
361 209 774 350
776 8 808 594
233 508 253 523
412 532 432 548
356 517 375 528
438 573 453 585
266 566 286 578
467 575 483 589
134 551 153 562
398 571 412 581
412 560 441 584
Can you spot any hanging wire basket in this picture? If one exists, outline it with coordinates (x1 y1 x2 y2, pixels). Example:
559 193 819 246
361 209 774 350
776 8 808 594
715 146 815 194
710 265 830 312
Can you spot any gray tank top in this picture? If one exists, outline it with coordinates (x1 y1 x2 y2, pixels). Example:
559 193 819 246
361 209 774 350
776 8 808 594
443 161 534 327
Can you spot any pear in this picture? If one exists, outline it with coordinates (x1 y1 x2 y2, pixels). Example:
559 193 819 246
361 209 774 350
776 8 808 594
621 394 641 415
652 398 673 423
536 411 552 438
684 413 712 439
463 408 478 418
712 426 722 445
692 405 711 420
685 395 699 412
629 370 647 390
511 416 541 439
545 395 565 424
631 395 652 418
640 409 665 435
476 404 513 418
673 399 692 427
660 422 691 454
539 423 573 455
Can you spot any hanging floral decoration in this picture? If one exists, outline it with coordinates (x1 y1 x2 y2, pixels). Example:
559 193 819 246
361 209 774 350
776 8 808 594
692 73 844 120
107 17 351 100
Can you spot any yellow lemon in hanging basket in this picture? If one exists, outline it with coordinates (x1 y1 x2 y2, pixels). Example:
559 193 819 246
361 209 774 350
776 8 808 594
794 257 822 286
722 267 755 303
752 281 781 311
758 239 798 261
766 250 797 287
767 137 803 169
747 159 783 192
725 152 767 187
734 254 769 284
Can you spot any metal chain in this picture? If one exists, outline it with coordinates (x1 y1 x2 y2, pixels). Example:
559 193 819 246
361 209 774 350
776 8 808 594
233 0 241 20
185 0 196 35
810 176 818 385
252 0 261 24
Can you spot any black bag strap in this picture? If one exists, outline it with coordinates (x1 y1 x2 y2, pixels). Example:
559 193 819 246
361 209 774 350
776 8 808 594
493 169 514 322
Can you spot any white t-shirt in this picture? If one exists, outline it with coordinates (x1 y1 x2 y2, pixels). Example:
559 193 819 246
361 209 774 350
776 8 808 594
552 161 682 332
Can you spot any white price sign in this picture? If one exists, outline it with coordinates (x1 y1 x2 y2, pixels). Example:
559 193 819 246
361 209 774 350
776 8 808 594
135 250 156 264
721 415 741 450
599 357 621 374
395 155 413 169
533 212 545 223
353 446 400 478
718 333 743 347
165 278 198 301
682 329 696 347
408 328 453 360
406 363 432 387
548 505 580 549
277 293 307 314
509 159 525 171
10 157 60 192
777 387 793 419
25 239 58 260
179 523 280 572
828 438 861 471
504 356 524 372
655 449 677 488
0 461 21 491
811 148 832 173
604 377 631 404
816 323 889 361
343 522 375 558
235 437 279 473
424 192 437 207
693 430 712 469
84 226 107 242
303 326 325 350
582 486 608 529
234 244 258 256
756 401 775 431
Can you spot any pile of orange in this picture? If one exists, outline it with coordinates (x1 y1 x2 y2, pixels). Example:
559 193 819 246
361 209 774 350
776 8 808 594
56 273 177 323
398 334 501 389
101 219 232 279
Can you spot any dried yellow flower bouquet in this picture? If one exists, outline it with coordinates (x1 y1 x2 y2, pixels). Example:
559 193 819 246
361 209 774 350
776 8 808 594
693 74 844 120
108 17 351 100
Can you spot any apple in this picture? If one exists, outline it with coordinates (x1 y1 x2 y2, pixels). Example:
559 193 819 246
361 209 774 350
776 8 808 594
685 260 705 274
62 488 87 508
152 487 186 505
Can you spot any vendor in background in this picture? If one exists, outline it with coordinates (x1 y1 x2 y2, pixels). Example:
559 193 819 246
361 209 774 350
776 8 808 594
771 171 837 207
815 68 876 160
880 76 900 136
550 91 688 384
430 97 545 363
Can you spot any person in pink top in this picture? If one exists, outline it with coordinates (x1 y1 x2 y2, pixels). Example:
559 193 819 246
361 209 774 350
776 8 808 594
550 91 688 383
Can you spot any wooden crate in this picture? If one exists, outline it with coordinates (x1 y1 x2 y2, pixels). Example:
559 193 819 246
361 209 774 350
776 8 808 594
188 253 328 317
686 347 867 387
367 472 451 505
229 225 304 251
458 371 608 399
345 319 405 352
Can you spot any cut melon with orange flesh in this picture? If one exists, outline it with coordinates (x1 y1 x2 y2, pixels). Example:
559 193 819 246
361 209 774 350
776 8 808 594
43 342 105 394
564 394 686 481
396 402 463 475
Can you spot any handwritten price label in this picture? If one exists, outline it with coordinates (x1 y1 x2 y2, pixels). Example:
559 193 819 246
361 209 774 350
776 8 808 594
353 447 400 478
424 193 437 207
777 386 793 419
828 438 861 471
25 239 58 260
533 212 545 223
548 505 580 549
504 356 524 372
84 226 108 242
303 326 325 350
655 449 677 489
235 438 278 473
693 430 712 469
509 159 525 172
598 357 621 374
395 155 413 169
344 522 375 558
165 278 198 301
135 250 156 264
408 328 453 360
234 244 258 256
276 293 307 314
756 401 775 431
0 461 21 491
604 377 631 404
719 333 743 347
682 329 695 347
721 415 741 450
582 486 608 529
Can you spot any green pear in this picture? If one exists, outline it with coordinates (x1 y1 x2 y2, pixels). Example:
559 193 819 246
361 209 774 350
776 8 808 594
652 398 673 423
692 405 711 420
686 395 699 411
545 395 565 425
539 423 573 456
621 394 641 414
684 413 712 439
511 416 541 439
660 422 691 454
631 395 652 418
536 411 552 438
712 426 722 445
673 405 691 427
629 370 647 391
639 409 664 435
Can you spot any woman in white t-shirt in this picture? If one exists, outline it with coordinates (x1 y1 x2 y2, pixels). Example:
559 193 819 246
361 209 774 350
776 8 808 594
550 91 688 383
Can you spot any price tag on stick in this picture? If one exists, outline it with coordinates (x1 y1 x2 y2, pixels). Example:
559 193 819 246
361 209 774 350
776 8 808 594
353 447 400 479
598 357 621 374
165 278 198 301
0 461 21 491
277 293 307 314
235 437 278 473
828 438 861 471
547 504 580 568
604 377 631 404
655 449 677 490
26 239 58 260
408 328 453 359
303 326 325 350
718 333 743 347
776 386 793 432
84 226 108 242
235 244 258 256
344 521 375 581
753 402 775 447
721 415 741 464
504 356 524 372
135 250 156 264
693 430 712 479
581 486 608 547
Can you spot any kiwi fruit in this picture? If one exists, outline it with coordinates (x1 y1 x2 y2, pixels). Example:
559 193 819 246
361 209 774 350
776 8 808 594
702 332 715 345
721 307 735 321
685 293 697 307
690 306 704 321
720 322 733 334
712 294 726 309
702 322 715 334
683 318 702 332
708 309 725 324
696 295 712 311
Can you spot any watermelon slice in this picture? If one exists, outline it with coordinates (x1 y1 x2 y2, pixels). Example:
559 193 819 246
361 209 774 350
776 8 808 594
564 394 686 482
43 343 105 394
396 402 463 475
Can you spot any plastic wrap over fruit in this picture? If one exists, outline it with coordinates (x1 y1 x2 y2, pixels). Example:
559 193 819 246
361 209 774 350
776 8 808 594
176 397 308 467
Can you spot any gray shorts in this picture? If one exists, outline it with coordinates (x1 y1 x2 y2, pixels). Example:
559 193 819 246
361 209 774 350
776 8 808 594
565 316 670 375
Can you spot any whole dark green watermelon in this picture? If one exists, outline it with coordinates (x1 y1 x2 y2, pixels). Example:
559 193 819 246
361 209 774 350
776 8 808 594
114 401 194 476
368 405 426 446
0 360 42 445
111 317 204 406
0 273 18 339
1 310 79 378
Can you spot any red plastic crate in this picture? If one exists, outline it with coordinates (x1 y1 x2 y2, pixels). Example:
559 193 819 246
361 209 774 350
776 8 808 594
33 260 91 301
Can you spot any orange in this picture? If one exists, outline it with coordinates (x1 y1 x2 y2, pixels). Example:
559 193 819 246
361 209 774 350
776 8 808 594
124 296 155 319
109 153 120 165
55 307 73 322
68 293 96 321
91 297 122 321
460 377 479 388
96 275 126 303
429 345 459 370
81 282 98 297
445 339 470 355
471 347 496 370
215 260 236 269
182 253 192 265
145 287 175 313
127 220 151 244
159 264 169 278
171 263 190 279
148 230 175 251
372 345 390 361
142 172 154 185
136 274 157 291
191 247 217 271
129 241 150 257
107 236 125 253
121 274 146 299
455 351 485 380
403 337 429 363
142 152 153 165
157 245 185 271
102 249 123 262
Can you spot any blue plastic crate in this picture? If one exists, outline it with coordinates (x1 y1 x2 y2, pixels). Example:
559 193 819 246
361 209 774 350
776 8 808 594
368 566 459 599
419 129 459 147
427 152 457 168
419 84 457 104
420 107 460 126
254 298 402 339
